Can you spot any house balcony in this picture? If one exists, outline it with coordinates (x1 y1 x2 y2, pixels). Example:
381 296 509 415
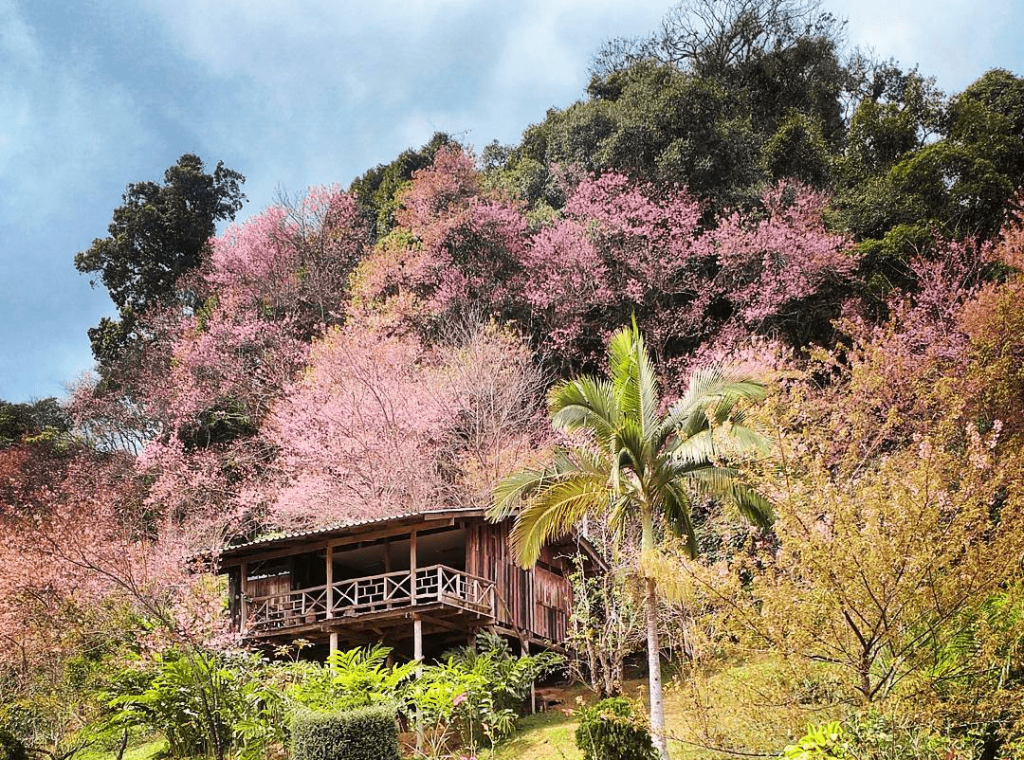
243 564 497 642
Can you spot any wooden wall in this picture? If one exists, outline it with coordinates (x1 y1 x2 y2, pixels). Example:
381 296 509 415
465 520 571 643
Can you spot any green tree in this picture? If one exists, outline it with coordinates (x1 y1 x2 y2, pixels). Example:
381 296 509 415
75 154 246 367
491 323 772 760
0 398 71 447
835 68 1024 302
348 132 456 241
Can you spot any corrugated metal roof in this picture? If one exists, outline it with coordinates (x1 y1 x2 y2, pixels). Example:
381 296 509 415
221 506 486 555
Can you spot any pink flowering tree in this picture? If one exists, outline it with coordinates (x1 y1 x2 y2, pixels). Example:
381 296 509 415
129 188 370 543
349 146 529 335
426 320 550 505
209 186 367 335
518 172 713 368
263 326 448 529
0 444 234 690
710 182 859 346
260 319 549 530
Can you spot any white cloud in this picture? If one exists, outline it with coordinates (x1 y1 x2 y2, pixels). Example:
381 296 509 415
832 0 1021 91
0 2 151 227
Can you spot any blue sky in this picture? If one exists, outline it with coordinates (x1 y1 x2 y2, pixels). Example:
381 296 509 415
1 0 1021 402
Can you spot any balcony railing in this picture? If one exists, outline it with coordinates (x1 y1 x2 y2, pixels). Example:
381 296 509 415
244 564 496 634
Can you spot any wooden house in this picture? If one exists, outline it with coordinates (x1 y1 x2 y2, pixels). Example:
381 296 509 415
217 507 599 660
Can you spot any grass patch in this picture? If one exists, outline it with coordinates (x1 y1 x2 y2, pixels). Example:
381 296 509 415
494 709 581 760
76 737 168 760
495 656 843 760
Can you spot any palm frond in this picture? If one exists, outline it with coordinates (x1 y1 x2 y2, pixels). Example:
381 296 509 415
509 475 612 566
721 423 771 458
708 380 767 426
664 365 766 437
685 467 774 530
615 418 651 477
663 482 698 558
490 467 555 521
633 324 661 438
549 376 619 441
668 364 728 423
669 429 719 467
607 325 643 421
727 481 774 530
490 446 612 520
607 321 661 437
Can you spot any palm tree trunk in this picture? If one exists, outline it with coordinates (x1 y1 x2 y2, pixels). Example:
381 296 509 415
646 574 669 760
643 510 669 760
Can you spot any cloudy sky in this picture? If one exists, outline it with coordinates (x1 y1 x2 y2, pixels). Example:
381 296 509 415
1 0 1021 402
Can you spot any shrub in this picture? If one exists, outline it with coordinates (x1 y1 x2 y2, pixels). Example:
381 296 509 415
574 697 657 760
0 728 27 760
108 649 252 759
291 706 400 760
405 632 565 758
783 722 849 760
843 714 963 760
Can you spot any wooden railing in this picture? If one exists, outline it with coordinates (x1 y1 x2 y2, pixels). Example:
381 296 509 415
245 565 495 633
247 585 328 632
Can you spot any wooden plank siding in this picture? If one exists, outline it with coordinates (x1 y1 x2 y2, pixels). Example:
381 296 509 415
465 520 572 644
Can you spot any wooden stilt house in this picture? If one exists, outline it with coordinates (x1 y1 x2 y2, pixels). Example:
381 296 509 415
217 507 600 659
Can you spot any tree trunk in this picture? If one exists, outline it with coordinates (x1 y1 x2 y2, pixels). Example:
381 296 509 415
641 507 669 760
646 574 669 760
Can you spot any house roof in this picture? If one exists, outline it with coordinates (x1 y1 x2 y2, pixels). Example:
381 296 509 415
216 505 607 571
219 506 486 561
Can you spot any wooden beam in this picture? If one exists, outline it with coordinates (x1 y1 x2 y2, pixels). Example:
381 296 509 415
239 562 249 634
419 612 469 635
413 613 424 753
219 518 461 567
327 519 455 550
413 614 424 662
523 638 536 714
410 530 418 606
326 545 334 618
219 541 329 568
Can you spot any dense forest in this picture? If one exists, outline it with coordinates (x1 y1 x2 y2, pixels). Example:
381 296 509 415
3 1 1024 759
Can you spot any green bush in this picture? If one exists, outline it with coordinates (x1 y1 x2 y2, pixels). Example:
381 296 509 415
574 697 657 760
108 649 252 759
783 722 849 760
291 706 400 760
0 728 27 760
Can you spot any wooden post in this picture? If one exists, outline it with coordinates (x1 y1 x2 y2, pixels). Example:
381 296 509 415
410 531 418 606
383 538 391 573
413 615 423 662
413 613 424 752
326 545 334 618
329 632 339 663
239 562 249 635
522 638 536 715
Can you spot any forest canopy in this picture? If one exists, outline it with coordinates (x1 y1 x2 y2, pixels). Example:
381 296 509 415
3 1 1024 759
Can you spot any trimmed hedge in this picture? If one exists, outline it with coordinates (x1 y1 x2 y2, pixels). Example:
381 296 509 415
292 706 400 760
0 728 27 760
575 697 658 760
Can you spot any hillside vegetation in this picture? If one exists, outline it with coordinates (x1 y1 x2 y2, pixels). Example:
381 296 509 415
3 1 1024 759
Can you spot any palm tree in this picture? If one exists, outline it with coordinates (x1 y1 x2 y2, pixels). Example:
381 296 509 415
490 323 773 760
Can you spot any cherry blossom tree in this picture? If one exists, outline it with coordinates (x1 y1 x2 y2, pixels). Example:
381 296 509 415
349 146 528 335
261 320 549 530
710 182 858 344
518 171 712 367
262 326 445 529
